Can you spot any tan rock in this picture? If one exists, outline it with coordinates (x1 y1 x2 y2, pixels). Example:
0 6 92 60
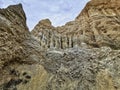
0 4 42 88
39 19 52 26
0 0 120 90
32 0 120 49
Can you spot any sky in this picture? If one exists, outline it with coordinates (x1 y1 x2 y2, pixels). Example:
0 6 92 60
0 0 90 30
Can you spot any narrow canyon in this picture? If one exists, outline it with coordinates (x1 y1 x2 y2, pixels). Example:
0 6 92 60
0 0 120 90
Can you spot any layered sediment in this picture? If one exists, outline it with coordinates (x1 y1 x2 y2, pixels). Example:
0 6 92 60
0 0 120 90
32 0 120 49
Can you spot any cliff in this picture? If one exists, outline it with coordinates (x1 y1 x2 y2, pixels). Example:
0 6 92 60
0 0 120 90
0 4 42 89
32 0 120 49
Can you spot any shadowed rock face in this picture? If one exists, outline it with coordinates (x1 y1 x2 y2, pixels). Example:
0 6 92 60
0 4 42 89
0 0 120 90
0 4 29 68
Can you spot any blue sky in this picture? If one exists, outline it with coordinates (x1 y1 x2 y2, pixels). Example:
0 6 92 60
0 0 89 30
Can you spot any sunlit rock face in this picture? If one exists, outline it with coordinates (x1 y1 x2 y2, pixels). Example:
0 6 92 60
0 0 120 90
76 0 120 49
32 0 120 49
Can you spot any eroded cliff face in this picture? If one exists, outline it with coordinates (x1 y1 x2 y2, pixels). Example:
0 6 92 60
0 4 28 66
32 19 87 50
0 0 120 90
17 47 120 90
76 0 120 49
32 0 120 49
0 4 42 89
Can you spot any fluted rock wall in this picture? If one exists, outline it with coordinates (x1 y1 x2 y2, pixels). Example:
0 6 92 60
32 0 120 49
32 19 88 49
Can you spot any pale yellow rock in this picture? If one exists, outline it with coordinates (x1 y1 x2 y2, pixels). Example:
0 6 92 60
17 65 49 90
96 69 115 90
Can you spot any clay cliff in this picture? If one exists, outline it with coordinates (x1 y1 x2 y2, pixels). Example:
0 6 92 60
0 0 120 90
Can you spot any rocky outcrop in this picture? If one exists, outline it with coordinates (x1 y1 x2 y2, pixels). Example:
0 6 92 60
32 19 86 49
75 0 120 49
0 0 120 90
0 4 28 67
32 0 120 49
14 47 120 90
42 47 120 90
0 4 42 89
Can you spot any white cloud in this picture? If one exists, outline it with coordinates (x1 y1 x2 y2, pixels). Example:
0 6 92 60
0 0 90 30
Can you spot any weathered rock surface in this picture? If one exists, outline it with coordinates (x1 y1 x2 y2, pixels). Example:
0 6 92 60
0 0 120 90
0 4 28 67
18 47 120 90
75 0 120 49
32 0 120 49
0 4 42 89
